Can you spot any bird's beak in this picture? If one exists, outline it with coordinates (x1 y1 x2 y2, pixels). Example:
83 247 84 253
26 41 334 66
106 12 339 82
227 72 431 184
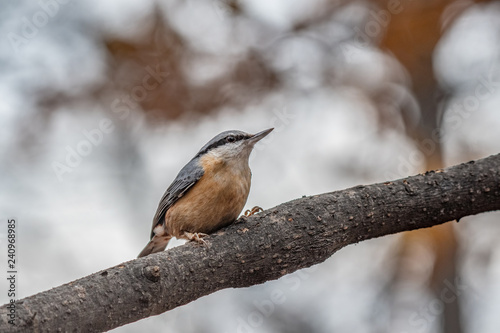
247 128 274 145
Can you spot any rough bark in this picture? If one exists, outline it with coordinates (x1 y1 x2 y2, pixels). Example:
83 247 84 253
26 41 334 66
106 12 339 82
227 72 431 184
2 154 500 332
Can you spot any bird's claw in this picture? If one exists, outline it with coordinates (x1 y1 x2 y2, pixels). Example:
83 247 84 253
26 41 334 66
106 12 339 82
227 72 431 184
244 206 263 217
183 231 209 246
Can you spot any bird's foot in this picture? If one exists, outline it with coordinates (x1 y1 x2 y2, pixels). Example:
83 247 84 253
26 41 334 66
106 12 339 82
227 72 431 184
183 231 208 246
244 206 263 217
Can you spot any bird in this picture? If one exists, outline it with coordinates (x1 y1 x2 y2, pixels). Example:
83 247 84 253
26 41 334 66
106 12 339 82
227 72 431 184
138 128 273 258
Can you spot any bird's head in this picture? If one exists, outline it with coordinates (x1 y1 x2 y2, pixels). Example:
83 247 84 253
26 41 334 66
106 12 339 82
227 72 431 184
195 128 273 163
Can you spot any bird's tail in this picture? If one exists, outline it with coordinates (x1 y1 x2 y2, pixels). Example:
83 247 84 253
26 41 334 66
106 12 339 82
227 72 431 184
137 235 172 258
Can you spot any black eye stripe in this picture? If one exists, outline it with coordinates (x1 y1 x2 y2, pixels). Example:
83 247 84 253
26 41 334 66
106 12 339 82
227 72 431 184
195 134 248 157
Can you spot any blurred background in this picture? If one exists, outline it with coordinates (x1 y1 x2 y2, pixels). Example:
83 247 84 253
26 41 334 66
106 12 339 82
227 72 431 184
1 0 500 332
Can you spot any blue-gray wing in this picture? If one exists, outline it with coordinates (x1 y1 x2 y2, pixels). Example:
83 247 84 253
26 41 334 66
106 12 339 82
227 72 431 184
150 158 204 239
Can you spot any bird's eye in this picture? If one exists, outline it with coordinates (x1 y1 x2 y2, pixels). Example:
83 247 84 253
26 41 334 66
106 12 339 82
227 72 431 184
226 136 236 143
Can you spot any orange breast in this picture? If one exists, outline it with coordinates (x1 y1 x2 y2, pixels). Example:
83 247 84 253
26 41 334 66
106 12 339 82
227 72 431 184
164 154 251 238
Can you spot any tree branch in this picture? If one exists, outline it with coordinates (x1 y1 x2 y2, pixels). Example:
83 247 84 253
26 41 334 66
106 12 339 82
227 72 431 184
3 154 500 332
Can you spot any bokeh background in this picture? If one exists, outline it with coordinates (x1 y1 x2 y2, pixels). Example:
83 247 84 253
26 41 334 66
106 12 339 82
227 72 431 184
1 0 500 332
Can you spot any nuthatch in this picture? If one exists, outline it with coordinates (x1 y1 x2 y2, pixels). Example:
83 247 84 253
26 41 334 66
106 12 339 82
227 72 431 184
138 128 273 258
